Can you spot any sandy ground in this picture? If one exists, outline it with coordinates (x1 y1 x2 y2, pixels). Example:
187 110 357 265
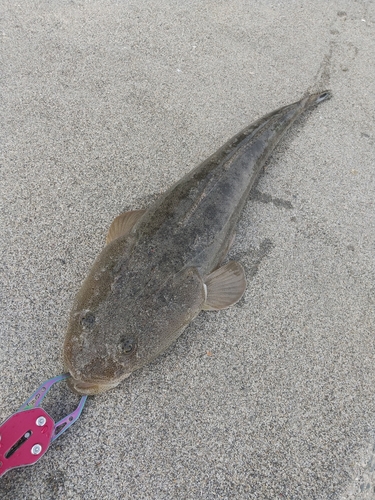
1 1 374 498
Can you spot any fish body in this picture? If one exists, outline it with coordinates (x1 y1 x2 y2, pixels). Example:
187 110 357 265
64 91 331 394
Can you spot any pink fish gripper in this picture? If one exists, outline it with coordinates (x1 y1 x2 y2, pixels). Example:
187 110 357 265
0 374 87 477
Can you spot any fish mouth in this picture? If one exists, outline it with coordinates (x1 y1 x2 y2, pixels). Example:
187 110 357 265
67 376 121 395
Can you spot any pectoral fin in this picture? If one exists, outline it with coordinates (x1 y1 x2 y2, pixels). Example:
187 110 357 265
203 261 246 311
106 209 146 244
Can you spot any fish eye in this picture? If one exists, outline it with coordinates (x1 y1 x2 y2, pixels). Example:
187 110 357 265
80 311 96 329
121 338 135 354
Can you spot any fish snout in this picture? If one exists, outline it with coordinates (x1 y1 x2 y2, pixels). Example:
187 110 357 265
67 376 120 395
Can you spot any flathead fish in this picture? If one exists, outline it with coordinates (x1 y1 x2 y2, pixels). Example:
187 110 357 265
64 91 331 394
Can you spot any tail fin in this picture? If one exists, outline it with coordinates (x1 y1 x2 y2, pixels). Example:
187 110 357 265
305 90 332 108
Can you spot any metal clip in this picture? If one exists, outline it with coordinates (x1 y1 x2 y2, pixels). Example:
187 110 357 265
0 374 87 477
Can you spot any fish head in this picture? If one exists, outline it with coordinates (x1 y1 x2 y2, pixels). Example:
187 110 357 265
64 308 139 395
64 243 205 395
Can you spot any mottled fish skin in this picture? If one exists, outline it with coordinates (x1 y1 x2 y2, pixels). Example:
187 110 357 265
64 91 331 395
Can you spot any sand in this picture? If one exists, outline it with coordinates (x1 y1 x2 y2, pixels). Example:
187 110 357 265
1 0 374 498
